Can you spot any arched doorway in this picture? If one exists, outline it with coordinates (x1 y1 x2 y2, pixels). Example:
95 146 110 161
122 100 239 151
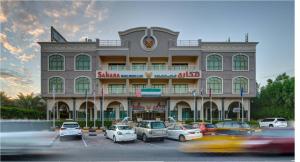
175 101 193 121
106 101 125 121
203 101 218 121
78 101 95 121
51 101 70 120
227 101 245 120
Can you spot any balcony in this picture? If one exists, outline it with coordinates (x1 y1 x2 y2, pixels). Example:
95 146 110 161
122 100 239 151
103 87 198 97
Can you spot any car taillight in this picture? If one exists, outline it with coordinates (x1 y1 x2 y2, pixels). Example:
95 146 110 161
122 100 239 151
117 131 122 135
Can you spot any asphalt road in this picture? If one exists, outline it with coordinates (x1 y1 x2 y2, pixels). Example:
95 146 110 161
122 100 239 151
1 132 294 162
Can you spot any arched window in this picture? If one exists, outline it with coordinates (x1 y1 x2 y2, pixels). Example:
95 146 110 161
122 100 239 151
75 54 91 71
75 77 91 94
49 77 64 93
233 77 249 94
207 77 223 94
233 54 248 71
206 54 222 71
49 54 64 70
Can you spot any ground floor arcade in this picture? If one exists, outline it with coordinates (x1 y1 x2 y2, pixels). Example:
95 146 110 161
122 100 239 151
46 97 251 122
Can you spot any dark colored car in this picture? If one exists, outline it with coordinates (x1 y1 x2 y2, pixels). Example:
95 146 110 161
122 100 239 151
246 128 294 154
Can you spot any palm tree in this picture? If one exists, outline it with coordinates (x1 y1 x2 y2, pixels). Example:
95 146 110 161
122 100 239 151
15 93 46 109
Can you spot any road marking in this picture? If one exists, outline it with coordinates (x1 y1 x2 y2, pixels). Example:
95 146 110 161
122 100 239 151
82 136 88 147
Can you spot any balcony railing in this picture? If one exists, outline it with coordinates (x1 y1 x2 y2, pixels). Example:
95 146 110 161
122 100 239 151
98 40 126 47
104 87 198 96
98 65 199 71
176 40 200 47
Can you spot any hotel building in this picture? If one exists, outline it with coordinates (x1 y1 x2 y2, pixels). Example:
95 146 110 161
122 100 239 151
39 27 257 122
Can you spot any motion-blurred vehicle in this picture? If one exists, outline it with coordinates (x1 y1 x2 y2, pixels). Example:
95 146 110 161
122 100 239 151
193 123 217 135
180 128 294 154
258 118 288 128
59 122 82 140
215 121 252 135
167 124 202 142
104 125 136 143
245 128 294 154
135 120 167 142
0 120 56 155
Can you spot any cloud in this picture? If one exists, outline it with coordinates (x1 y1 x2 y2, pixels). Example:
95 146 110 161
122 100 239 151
18 54 35 62
0 33 36 62
85 0 108 21
28 28 45 37
0 33 22 54
0 68 33 85
62 24 80 33
0 9 7 22
0 56 7 62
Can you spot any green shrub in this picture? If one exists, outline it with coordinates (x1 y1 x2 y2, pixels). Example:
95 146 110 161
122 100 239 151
0 106 46 119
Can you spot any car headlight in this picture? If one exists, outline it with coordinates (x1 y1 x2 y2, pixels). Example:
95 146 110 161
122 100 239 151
117 131 122 135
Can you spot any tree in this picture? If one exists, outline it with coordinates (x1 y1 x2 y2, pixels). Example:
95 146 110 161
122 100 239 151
0 91 13 106
15 93 46 110
251 73 294 120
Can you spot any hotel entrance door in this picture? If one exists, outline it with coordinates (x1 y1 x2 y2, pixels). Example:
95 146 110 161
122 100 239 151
133 112 165 121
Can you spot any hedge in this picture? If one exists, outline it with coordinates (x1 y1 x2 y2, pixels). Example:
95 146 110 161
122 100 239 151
1 106 46 119
52 120 112 128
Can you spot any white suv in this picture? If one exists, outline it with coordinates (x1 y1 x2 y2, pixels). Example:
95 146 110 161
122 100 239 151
259 118 288 128
59 122 82 140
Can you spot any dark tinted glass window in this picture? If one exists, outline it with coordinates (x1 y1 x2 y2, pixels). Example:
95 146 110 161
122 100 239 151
277 118 286 122
63 124 79 128
151 122 166 129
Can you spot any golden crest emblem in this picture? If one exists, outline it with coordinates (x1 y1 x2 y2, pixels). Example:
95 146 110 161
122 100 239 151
143 36 155 49
145 71 153 78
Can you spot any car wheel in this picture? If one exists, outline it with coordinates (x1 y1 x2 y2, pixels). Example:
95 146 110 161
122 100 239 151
269 124 274 128
113 136 117 143
160 138 164 142
179 135 186 142
78 135 82 140
104 132 108 139
142 134 148 142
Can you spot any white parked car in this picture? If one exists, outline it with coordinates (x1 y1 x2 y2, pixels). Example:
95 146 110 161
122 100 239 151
104 125 137 143
167 124 202 142
259 118 288 128
59 122 82 140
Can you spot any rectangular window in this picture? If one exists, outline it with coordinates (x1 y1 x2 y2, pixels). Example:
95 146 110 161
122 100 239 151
152 63 166 70
108 84 125 94
132 63 146 71
172 64 188 70
173 84 188 93
131 84 146 93
108 63 126 71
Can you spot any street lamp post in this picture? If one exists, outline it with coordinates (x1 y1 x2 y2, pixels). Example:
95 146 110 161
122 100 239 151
192 90 196 122
85 89 88 128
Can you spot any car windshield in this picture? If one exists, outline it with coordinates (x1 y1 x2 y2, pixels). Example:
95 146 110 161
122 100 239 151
182 125 194 129
277 118 286 122
63 124 79 128
241 123 250 128
206 124 216 128
151 122 166 129
117 126 131 130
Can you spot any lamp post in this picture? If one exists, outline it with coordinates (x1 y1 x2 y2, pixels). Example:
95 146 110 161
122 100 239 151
192 90 196 122
85 89 88 128
52 86 56 128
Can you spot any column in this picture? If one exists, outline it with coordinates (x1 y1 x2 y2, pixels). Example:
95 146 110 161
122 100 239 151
221 98 225 121
73 98 76 121
46 102 49 120
178 107 182 121
165 100 169 121
168 79 172 94
116 108 120 120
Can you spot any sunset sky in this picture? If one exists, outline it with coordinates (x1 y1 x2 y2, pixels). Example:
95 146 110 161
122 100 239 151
0 1 294 98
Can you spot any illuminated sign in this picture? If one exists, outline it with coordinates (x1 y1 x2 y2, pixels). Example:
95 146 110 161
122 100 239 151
96 70 201 79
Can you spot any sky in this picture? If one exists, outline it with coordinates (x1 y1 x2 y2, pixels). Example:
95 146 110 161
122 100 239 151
0 1 294 98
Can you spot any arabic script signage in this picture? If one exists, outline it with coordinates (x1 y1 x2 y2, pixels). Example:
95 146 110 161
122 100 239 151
96 70 201 79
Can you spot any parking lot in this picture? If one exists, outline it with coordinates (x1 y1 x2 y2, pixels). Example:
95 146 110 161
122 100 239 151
2 131 294 162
